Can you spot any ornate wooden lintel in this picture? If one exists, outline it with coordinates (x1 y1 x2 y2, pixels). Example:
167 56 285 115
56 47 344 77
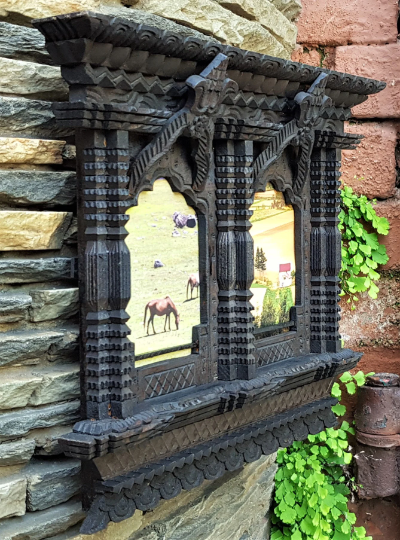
34 10 384 534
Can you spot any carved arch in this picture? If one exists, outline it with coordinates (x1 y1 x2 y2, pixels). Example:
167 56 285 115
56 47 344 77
255 150 303 209
128 148 209 216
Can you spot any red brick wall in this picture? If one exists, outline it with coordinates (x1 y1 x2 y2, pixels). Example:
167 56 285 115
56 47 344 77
293 0 400 376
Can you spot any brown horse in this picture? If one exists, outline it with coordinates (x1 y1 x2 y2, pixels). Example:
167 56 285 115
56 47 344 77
186 272 200 299
143 296 180 335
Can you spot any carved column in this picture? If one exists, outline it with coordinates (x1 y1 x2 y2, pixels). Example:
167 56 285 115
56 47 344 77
310 147 342 353
215 140 255 380
216 140 237 380
77 129 135 420
234 141 256 379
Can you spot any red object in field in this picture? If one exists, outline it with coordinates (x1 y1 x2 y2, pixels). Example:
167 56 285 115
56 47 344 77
279 263 291 272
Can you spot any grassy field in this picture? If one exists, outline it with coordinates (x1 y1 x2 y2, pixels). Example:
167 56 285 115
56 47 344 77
125 180 200 359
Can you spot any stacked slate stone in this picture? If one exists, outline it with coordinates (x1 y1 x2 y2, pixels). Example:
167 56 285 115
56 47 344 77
0 18 85 540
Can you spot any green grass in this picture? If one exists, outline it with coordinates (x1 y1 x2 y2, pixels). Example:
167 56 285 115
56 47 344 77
125 180 200 357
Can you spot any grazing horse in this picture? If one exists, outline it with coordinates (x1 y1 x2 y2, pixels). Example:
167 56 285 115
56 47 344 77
143 296 180 335
186 272 200 299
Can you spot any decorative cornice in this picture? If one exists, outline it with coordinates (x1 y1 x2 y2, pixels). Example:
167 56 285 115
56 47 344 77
34 11 385 97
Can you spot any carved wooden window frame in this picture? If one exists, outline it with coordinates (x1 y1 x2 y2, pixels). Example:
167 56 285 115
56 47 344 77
34 12 384 534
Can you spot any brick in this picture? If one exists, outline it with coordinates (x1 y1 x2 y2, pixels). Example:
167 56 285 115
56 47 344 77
374 196 400 269
0 476 27 519
340 275 400 349
297 0 398 46
341 121 398 199
334 44 400 119
291 45 335 69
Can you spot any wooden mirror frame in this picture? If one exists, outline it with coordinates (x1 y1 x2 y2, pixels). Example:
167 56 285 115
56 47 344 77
34 12 385 534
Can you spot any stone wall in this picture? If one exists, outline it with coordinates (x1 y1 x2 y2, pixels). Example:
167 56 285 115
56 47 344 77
293 0 400 377
0 0 301 537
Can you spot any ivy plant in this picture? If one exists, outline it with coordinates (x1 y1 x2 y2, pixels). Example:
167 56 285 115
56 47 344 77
339 185 389 304
271 371 373 540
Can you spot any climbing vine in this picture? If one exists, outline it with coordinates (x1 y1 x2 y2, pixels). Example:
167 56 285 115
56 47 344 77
339 185 389 304
271 371 373 540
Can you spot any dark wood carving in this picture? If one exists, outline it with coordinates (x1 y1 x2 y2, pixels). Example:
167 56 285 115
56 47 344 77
34 10 385 534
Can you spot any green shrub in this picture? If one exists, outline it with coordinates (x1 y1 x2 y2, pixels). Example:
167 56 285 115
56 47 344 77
339 185 389 305
271 371 373 540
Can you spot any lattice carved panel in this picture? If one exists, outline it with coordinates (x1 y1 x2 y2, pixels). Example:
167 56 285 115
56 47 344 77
144 364 195 399
256 340 295 367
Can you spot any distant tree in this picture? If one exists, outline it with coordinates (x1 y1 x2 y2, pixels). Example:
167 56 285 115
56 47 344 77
255 247 267 272
260 287 279 327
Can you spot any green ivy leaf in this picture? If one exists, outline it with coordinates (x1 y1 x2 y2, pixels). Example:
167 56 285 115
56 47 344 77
340 372 352 383
300 516 315 536
332 404 346 416
341 520 351 534
291 530 302 540
331 383 342 398
271 530 285 540
354 372 366 386
359 244 371 255
345 382 356 395
332 531 351 540
368 281 379 299
281 506 297 525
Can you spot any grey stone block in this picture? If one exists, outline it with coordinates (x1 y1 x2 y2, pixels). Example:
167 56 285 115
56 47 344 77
63 217 77 245
28 424 75 457
0 22 50 64
0 475 27 519
0 438 35 466
30 289 79 322
0 329 70 367
0 171 76 208
0 365 80 410
0 96 72 138
101 4 217 41
0 293 31 322
0 500 85 540
131 453 278 540
26 458 81 512
47 328 79 361
0 58 68 100
0 401 80 440
0 257 74 284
